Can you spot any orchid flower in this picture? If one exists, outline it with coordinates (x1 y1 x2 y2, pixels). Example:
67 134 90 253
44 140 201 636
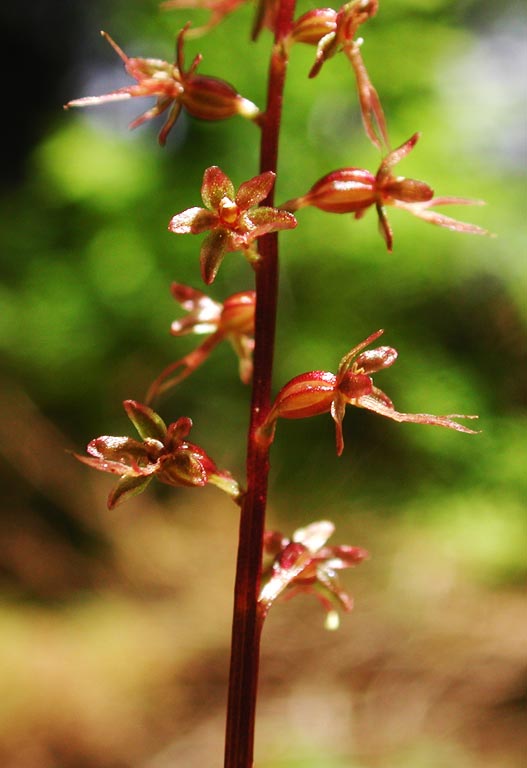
146 283 255 403
259 329 479 455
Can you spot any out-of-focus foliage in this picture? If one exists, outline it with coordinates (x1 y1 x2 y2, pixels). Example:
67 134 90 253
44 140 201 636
0 0 525 766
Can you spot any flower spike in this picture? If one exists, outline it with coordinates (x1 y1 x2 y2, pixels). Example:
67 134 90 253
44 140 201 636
258 329 479 455
169 166 297 284
74 400 241 508
64 26 261 145
260 521 368 629
146 283 255 403
281 133 490 251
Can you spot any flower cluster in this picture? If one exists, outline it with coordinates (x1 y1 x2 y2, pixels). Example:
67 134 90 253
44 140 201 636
168 166 297 283
74 400 241 508
260 521 368 629
64 25 260 145
258 329 479 455
146 282 255 403
282 133 489 250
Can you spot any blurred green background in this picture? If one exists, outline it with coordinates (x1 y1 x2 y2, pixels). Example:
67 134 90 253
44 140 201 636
0 0 525 766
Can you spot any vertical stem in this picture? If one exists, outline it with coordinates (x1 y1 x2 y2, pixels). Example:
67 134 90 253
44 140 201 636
224 3 296 767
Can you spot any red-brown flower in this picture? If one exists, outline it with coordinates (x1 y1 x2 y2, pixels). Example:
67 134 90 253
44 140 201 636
258 329 479 456
168 166 297 284
146 283 255 403
281 133 489 250
74 400 241 508
260 521 368 629
64 25 260 145
290 0 387 149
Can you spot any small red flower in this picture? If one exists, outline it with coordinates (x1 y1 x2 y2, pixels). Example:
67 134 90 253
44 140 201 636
258 329 479 455
281 133 489 250
64 25 260 145
168 166 297 284
290 0 387 149
74 400 241 508
146 283 255 403
260 521 368 629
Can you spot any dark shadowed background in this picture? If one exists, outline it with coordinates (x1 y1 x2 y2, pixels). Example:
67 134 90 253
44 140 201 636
0 0 525 766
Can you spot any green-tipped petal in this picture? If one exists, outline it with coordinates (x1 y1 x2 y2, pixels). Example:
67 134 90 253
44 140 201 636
124 400 167 441
248 206 297 237
168 207 217 234
235 171 275 208
200 229 229 284
201 166 235 210
108 474 153 509
208 471 242 500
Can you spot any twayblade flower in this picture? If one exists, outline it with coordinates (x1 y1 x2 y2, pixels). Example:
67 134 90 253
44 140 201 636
146 283 255 403
290 0 387 149
64 25 261 145
74 400 241 508
260 521 368 629
168 166 297 283
281 133 489 250
258 329 479 455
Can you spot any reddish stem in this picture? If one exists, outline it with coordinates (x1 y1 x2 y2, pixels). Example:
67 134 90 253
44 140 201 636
224 3 296 766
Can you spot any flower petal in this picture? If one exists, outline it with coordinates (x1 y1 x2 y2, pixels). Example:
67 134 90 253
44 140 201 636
330 395 347 456
292 520 335 552
395 197 490 236
108 474 154 509
168 207 217 234
377 132 420 182
247 207 297 237
201 166 235 210
170 283 222 334
86 435 160 470
73 452 135 476
235 171 276 208
356 392 480 433
156 99 182 143
124 400 167 441
200 229 229 284
354 345 398 374
336 329 385 380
